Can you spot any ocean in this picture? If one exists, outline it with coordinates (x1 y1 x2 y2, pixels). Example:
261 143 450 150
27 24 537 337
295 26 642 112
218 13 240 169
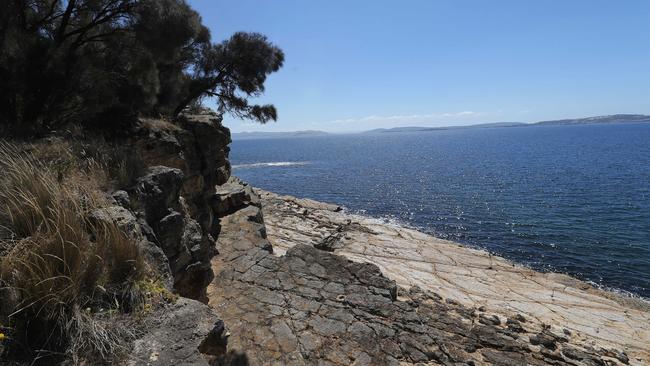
230 123 650 298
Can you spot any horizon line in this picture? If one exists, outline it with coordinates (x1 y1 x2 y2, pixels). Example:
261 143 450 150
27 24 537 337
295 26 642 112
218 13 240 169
231 113 650 134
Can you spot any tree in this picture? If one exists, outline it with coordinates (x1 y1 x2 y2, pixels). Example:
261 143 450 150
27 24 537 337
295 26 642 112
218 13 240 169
0 0 139 135
0 0 284 136
173 32 284 123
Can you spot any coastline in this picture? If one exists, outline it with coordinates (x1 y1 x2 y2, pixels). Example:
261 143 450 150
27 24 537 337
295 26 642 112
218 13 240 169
263 189 650 304
255 188 650 363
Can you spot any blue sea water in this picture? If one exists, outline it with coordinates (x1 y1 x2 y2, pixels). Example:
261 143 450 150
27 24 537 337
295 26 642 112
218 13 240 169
231 123 650 298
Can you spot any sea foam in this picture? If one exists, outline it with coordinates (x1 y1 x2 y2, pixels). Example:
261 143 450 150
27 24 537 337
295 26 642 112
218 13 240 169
232 161 309 169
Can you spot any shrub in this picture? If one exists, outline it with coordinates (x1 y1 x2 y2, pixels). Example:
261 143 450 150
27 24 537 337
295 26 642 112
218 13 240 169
0 142 145 364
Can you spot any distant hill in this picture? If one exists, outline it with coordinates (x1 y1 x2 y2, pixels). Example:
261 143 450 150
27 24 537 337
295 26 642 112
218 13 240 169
363 122 526 134
361 115 650 134
467 122 527 128
533 114 650 126
232 130 329 140
234 115 650 139
364 127 446 133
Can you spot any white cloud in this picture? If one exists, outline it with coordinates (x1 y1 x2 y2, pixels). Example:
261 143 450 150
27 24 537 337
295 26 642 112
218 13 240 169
312 111 485 131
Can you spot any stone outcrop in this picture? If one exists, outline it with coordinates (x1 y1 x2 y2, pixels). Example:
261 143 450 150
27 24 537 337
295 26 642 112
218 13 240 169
257 188 650 365
128 298 229 366
118 112 232 301
93 112 238 364
132 111 231 238
206 180 649 365
211 177 261 217
89 204 173 287
90 185 231 366
128 165 214 300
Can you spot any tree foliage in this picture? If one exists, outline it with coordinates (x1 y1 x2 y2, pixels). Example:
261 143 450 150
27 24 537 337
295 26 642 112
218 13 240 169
0 0 284 136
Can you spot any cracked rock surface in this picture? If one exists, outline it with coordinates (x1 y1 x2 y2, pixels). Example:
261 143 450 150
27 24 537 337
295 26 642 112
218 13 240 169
208 183 648 365
128 298 227 366
257 189 650 365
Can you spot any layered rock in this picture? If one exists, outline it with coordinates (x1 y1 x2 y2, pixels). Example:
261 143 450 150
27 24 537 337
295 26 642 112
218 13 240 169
211 177 261 217
128 166 214 300
259 189 650 364
122 112 232 300
207 180 647 365
90 188 230 365
132 112 231 237
94 112 238 364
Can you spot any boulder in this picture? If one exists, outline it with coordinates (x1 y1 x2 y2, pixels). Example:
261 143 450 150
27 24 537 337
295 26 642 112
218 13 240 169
128 298 230 366
211 177 260 216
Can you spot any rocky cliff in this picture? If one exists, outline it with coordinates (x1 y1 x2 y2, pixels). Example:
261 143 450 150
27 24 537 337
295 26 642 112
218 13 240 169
80 112 236 364
85 111 648 365
126 112 232 301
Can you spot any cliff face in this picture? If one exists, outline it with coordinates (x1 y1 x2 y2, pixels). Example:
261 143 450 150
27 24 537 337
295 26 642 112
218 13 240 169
125 112 232 300
86 113 235 364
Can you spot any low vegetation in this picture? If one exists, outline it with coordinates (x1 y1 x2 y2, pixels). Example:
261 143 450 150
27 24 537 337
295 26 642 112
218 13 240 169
0 142 148 364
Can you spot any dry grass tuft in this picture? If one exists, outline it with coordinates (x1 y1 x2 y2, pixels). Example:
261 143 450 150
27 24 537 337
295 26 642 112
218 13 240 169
138 117 180 132
66 139 145 189
0 143 60 238
0 142 145 364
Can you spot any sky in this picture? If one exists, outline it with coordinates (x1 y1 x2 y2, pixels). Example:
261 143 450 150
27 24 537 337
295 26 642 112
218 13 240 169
188 0 650 133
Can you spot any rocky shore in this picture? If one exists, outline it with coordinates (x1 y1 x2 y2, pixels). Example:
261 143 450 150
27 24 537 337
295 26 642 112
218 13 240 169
11 112 644 365
205 178 650 365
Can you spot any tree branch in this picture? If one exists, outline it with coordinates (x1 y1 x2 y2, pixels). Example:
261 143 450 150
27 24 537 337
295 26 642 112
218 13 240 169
54 0 76 44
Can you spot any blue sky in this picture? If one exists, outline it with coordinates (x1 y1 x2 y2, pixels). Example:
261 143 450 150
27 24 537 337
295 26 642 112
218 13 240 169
188 0 650 133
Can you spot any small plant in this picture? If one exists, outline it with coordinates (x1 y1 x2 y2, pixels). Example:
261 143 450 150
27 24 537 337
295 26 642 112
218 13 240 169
137 278 179 310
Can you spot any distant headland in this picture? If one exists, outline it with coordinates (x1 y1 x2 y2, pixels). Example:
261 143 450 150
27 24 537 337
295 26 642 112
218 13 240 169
232 114 650 139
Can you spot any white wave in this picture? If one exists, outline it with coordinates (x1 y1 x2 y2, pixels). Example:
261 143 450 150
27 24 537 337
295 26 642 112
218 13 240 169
346 210 421 231
232 161 309 169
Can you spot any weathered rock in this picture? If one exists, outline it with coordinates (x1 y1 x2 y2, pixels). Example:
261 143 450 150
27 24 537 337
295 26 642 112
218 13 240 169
131 119 186 172
128 298 229 366
207 186 633 365
256 188 650 364
90 205 143 240
125 112 233 302
211 177 260 216
88 202 224 363
132 112 231 238
153 211 185 259
112 190 131 208
134 166 184 223
177 112 231 236
131 167 216 300
89 205 174 289
176 112 232 190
